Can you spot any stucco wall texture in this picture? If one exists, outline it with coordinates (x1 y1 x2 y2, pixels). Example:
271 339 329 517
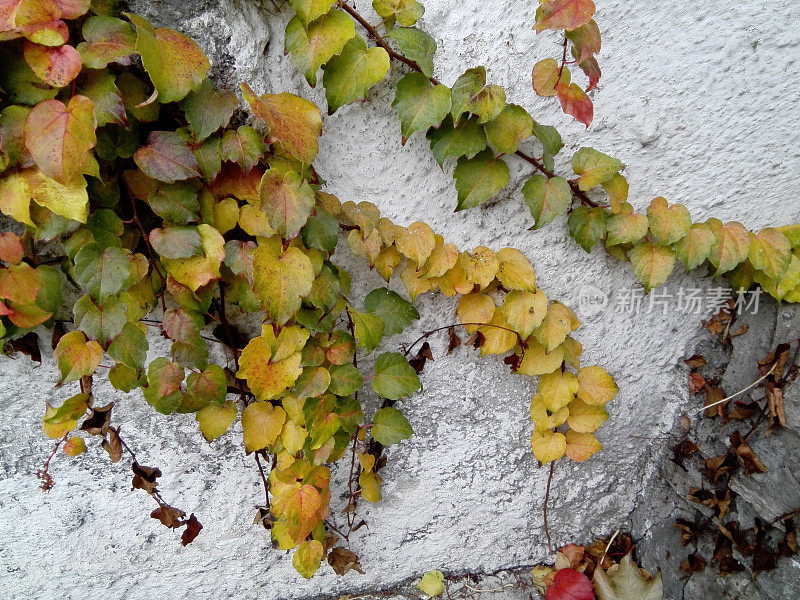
1 1 798 599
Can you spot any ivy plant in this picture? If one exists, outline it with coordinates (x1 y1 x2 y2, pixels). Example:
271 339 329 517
0 0 618 578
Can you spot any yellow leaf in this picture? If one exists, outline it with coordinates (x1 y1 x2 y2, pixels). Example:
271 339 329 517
421 235 459 278
478 310 517 355
456 292 495 333
435 258 473 296
253 238 314 325
242 401 287 453
348 227 382 264
375 245 403 281
564 430 601 461
577 365 618 406
394 221 435 265
538 371 579 412
196 400 237 441
281 420 308 454
293 539 323 578
460 245 499 289
359 469 382 503
566 398 608 433
530 429 566 464
400 261 436 301
239 204 276 237
260 324 310 362
562 336 583 369
533 301 579 352
495 247 536 291
518 340 564 376
54 330 103 383
358 450 376 472
237 337 303 401
500 289 548 339
212 197 240 234
0 172 34 226
25 167 90 223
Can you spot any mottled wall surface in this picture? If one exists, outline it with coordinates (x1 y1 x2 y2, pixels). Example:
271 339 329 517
1 1 799 599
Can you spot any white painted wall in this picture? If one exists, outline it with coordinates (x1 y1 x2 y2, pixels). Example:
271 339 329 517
1 1 798 598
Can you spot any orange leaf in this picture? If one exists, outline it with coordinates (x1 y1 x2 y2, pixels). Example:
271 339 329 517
555 81 593 127
534 0 595 32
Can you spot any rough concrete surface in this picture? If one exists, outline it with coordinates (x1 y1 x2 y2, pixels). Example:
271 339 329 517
1 0 799 599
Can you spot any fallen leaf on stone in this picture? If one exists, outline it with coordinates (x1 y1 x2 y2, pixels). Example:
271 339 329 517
546 568 594 600
593 553 662 600
416 569 445 597
688 372 706 393
669 438 699 472
683 354 707 368
679 553 706 574
732 324 748 336
729 430 767 475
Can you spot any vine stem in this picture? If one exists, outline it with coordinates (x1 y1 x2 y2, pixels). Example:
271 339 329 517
36 432 69 491
543 460 555 554
402 322 524 357
337 1 600 209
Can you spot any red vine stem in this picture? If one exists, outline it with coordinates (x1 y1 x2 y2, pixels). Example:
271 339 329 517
337 1 601 209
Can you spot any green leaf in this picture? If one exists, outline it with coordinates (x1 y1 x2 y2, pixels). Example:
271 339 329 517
426 115 486 166
24 96 96 185
629 241 676 293
77 70 127 127
327 363 363 396
293 366 331 400
522 174 571 230
77 16 137 68
371 406 413 445
107 322 148 369
531 120 563 170
181 79 238 141
484 103 533 154
74 242 132 302
571 147 623 191
453 148 509 211
143 357 184 414
150 226 202 260
568 206 608 252
133 131 201 183
646 196 691 245
392 72 452 143
672 222 714 271
258 169 315 239
364 287 419 335
288 0 336 27
371 351 420 400
55 330 103 383
108 363 142 392
73 294 127 344
116 71 160 122
347 306 385 352
241 83 322 164
321 35 390 114
285 10 355 87
373 0 424 27
221 126 267 173
450 66 485 126
301 207 339 253
417 570 445 597
126 13 210 103
749 227 791 279
186 364 227 405
387 27 436 77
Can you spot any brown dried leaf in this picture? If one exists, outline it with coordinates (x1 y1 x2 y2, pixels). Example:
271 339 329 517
683 354 707 368
729 431 767 475
732 324 748 337
131 461 162 494
447 326 462 354
766 382 786 428
327 546 364 576
679 553 706 574
102 427 122 462
688 372 706 394
670 438 699 472
181 513 203 545
151 505 186 528
6 332 41 364
80 402 114 436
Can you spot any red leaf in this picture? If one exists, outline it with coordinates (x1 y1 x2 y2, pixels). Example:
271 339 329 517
535 0 596 32
133 131 200 183
579 57 601 92
555 82 593 127
546 568 595 600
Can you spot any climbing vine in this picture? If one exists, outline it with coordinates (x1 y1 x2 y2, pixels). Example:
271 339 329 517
283 0 800 302
0 0 619 579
